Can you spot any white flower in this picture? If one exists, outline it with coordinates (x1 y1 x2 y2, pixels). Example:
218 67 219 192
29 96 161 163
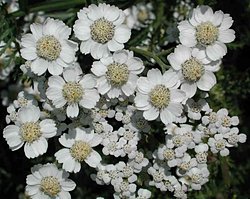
124 3 155 30
215 108 239 133
3 105 57 158
176 153 197 176
113 178 137 198
136 188 151 199
167 45 218 98
128 150 149 173
208 133 229 156
25 163 76 199
179 167 209 190
148 162 170 189
46 65 100 118
195 143 208 165
55 128 102 173
178 5 235 61
135 68 185 124
157 145 179 167
185 98 210 120
73 3 131 59
20 18 78 76
224 127 247 147
91 50 144 98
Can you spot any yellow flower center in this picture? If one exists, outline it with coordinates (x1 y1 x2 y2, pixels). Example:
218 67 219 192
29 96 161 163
137 10 149 23
62 82 83 104
70 141 92 162
196 22 219 46
106 63 129 87
36 35 61 61
182 57 204 82
20 122 41 143
149 84 170 109
90 17 115 44
163 149 175 160
40 176 61 197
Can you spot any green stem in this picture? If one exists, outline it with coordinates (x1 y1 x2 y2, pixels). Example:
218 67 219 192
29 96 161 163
130 47 169 72
30 0 85 12
156 47 174 57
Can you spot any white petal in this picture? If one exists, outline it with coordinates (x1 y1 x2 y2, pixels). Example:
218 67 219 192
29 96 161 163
91 61 107 76
206 41 227 61
197 71 216 91
85 150 102 168
48 61 63 76
114 25 131 44
143 107 159 121
79 74 96 89
39 119 57 138
30 23 43 40
181 82 197 98
218 29 235 43
18 106 40 123
66 103 79 118
147 69 163 85
31 58 48 76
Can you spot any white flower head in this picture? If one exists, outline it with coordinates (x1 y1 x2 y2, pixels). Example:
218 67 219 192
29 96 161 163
73 3 131 59
46 65 100 118
185 98 210 120
215 108 239 133
178 5 235 61
208 133 229 156
92 50 144 98
124 2 155 30
180 166 209 190
3 105 57 158
26 163 76 198
135 68 185 124
20 18 78 76
224 127 247 147
55 128 102 173
136 188 151 199
168 45 218 98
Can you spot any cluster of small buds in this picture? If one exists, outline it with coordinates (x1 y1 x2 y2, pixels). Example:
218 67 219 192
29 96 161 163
1 2 247 199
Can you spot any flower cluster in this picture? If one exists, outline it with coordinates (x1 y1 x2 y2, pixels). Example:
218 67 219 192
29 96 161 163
1 2 247 199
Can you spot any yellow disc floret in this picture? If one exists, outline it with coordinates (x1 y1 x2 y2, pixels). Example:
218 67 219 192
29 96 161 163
70 141 92 162
149 84 170 109
62 82 83 104
36 35 61 61
90 17 115 44
106 63 129 87
196 22 219 46
182 57 204 82
40 176 61 197
20 122 41 143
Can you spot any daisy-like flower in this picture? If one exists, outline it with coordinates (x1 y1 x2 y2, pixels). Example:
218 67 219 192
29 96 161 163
135 68 185 125
215 108 239 133
124 2 155 30
46 65 100 118
179 166 209 190
55 128 102 173
167 45 217 98
73 3 131 59
91 50 144 98
20 18 78 76
178 5 235 61
3 105 57 158
208 133 229 156
224 127 247 147
26 163 76 199
185 98 210 120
